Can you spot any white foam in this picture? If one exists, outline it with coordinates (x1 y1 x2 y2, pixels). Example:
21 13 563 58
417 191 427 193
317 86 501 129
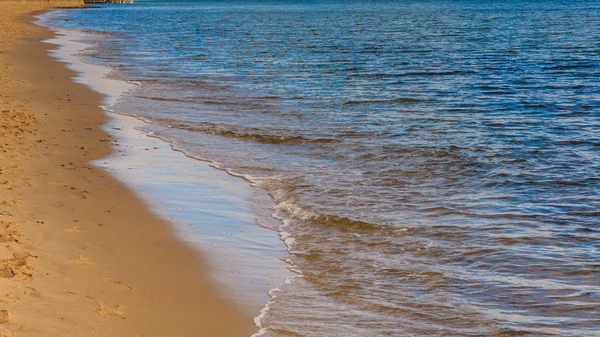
284 237 296 247
249 207 308 335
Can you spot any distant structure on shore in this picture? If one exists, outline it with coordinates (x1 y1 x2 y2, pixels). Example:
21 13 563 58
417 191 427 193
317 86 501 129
84 0 133 4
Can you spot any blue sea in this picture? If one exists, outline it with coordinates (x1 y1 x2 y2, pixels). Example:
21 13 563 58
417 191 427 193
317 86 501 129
43 1 599 336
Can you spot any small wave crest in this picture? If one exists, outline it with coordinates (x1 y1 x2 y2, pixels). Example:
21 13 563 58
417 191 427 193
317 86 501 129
269 187 383 234
342 97 424 105
166 122 338 145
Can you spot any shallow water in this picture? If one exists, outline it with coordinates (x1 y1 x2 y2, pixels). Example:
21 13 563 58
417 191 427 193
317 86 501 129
40 27 291 314
43 1 600 336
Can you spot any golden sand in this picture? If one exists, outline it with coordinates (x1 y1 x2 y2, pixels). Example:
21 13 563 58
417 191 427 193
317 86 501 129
0 2 254 336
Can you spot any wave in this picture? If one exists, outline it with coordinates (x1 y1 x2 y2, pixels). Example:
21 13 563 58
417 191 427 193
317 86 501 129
135 95 195 103
342 97 424 105
269 187 383 234
151 123 386 235
545 63 595 71
136 95 283 106
164 122 338 145
352 70 469 79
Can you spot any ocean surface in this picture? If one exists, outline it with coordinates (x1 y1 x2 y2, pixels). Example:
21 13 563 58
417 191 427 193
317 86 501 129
43 1 599 336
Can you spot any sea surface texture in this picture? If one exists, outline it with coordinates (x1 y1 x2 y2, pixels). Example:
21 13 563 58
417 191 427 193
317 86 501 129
49 1 599 336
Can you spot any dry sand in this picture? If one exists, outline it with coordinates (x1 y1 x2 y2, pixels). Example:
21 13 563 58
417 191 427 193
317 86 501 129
0 2 255 336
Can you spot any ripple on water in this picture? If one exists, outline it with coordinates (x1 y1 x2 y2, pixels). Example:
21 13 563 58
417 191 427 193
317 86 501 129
46 1 600 336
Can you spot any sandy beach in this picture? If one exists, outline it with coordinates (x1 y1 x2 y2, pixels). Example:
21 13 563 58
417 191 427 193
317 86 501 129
0 2 254 336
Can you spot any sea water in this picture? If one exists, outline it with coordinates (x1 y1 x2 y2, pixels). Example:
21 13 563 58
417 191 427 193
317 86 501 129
42 1 599 336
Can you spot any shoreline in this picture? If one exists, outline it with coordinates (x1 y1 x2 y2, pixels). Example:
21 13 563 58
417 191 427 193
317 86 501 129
0 3 255 336
37 23 291 314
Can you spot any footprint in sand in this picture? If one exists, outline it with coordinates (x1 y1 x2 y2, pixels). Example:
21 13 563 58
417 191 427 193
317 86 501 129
0 329 15 337
0 293 19 304
0 310 14 324
21 286 41 298
0 200 23 207
72 255 93 266
96 302 125 319
0 252 34 280
102 278 134 292
0 221 21 243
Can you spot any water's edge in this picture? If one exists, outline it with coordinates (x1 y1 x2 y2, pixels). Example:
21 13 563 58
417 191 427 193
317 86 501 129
35 2 600 336
36 12 294 335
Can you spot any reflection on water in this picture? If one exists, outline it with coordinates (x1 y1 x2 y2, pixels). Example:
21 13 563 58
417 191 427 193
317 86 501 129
46 1 600 336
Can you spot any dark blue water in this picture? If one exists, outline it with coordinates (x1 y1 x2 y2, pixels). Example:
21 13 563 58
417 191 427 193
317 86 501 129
46 1 599 336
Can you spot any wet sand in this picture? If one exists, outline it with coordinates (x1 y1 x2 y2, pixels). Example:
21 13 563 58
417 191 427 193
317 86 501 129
0 2 254 336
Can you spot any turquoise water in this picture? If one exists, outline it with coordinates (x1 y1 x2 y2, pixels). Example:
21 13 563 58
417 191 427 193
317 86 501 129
46 1 599 336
